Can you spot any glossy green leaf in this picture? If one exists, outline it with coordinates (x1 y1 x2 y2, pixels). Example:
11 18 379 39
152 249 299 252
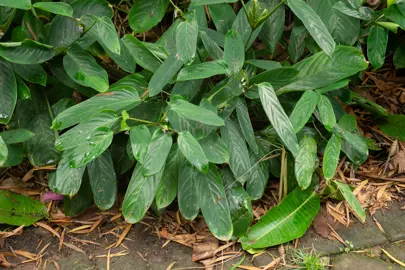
200 31 224 60
22 10 46 43
224 30 244 73
149 53 183 96
208 3 236 34
0 6 16 39
236 98 258 154
104 38 136 73
0 0 31 10
62 173 93 217
63 45 109 92
288 22 307 63
367 25 388 70
53 153 86 196
384 4 405 30
199 132 229 164
289 91 320 133
394 45 405 69
198 164 233 240
0 40 55 64
323 134 342 180
129 0 169 33
0 129 34 144
15 75 30 100
176 11 198 65
295 136 317 190
334 180 366 222
177 60 229 81
71 0 113 18
0 136 7 166
287 0 335 56
51 98 75 117
220 118 251 184
240 187 320 249
2 144 24 167
90 16 120 55
33 2 73 17
87 150 117 210
52 88 140 130
258 83 299 157
0 59 17 124
318 95 336 131
250 68 299 90
259 0 285 54
0 191 47 226
11 63 46 86
178 131 209 172
227 185 253 237
178 162 200 220
191 0 237 5
123 163 164 223
130 125 151 164
142 129 173 176
379 114 405 142
245 59 281 70
333 2 374 20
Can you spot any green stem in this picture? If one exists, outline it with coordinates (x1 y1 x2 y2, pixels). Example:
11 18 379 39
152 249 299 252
169 0 184 17
258 0 286 24
128 117 157 125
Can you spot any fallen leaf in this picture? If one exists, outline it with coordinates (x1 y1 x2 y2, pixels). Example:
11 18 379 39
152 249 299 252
62 242 85 254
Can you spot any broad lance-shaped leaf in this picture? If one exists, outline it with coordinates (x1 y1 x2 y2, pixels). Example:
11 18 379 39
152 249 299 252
191 0 238 5
63 45 109 92
295 136 317 190
323 134 342 181
198 164 233 240
287 0 335 56
0 0 31 10
177 60 229 81
0 136 7 166
259 0 285 54
156 144 184 209
317 95 336 131
130 125 151 164
87 151 117 210
0 129 35 144
123 163 164 223
52 153 86 196
178 131 209 172
221 118 251 184
208 3 236 34
199 132 229 164
379 115 405 142
149 53 183 96
240 187 320 249
142 129 173 176
62 173 93 217
0 59 17 124
86 16 120 55
169 98 224 126
258 83 299 157
200 31 224 60
367 25 388 70
224 29 244 73
52 87 140 130
33 2 73 17
70 0 113 19
249 68 299 89
12 63 47 86
0 40 55 64
178 162 200 220
289 91 320 133
129 0 169 33
176 11 198 65
0 191 47 226
334 180 366 222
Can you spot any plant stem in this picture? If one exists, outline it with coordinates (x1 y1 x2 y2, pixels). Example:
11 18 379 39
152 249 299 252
259 0 286 24
169 0 184 17
128 117 156 125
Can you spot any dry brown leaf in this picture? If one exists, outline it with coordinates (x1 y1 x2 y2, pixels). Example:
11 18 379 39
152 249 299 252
0 225 24 239
62 242 85 254
68 236 100 246
14 250 37 260
68 225 92 234
22 165 56 182
192 238 219 262
165 261 176 270
35 222 60 239
373 217 386 233
52 260 61 270
115 223 132 248
237 265 262 270
263 257 281 270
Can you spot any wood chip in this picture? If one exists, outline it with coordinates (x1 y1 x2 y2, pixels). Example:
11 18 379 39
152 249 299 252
115 223 132 248
35 222 60 239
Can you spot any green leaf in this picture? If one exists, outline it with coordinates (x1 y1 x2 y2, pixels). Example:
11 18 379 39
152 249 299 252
0 40 55 64
55 111 119 151
191 0 237 5
245 59 281 70
259 0 285 54
52 88 140 130
130 125 151 164
177 60 229 81
178 131 209 172
224 30 244 73
0 59 17 124
384 4 405 30
289 91 320 133
33 2 73 17
2 144 24 167
104 38 136 73
240 187 320 249
16 75 31 100
142 129 173 176
129 0 169 33
379 114 405 142
394 44 405 69
51 98 75 117
178 162 200 220
0 0 31 10
169 98 224 126
323 134 342 180
198 164 233 240
149 53 183 96
367 26 388 70
317 95 336 131
53 153 86 196
176 11 198 65
227 185 253 237
288 21 307 63
47 16 80 50
334 180 366 222
333 2 374 20
11 63 46 86
208 3 236 34
0 136 7 166
156 144 184 209
199 132 229 164
220 118 251 184
123 163 164 223
295 136 317 190
250 68 299 90
62 173 93 217
70 0 113 19
87 151 117 210
0 6 16 39
236 98 258 154
63 45 109 92
258 83 299 157
0 191 47 226
287 0 335 56
0 129 34 144
200 31 224 60
90 16 120 55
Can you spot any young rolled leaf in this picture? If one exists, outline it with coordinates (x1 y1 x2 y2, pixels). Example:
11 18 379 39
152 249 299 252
199 132 229 164
0 59 17 124
289 91 320 133
367 25 388 70
317 95 336 131
177 60 229 81
130 125 152 164
33 2 73 17
224 29 244 73
240 187 320 249
334 180 366 223
129 0 169 33
178 131 209 173
236 98 258 154
295 136 317 190
142 129 173 176
178 162 200 220
323 134 342 181
176 11 198 65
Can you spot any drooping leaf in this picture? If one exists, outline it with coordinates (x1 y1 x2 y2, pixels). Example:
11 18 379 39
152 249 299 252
317 95 336 131
259 0 285 54
176 11 198 65
199 132 229 164
227 185 253 237
367 25 388 70
323 134 342 180
0 40 55 64
289 91 320 133
33 2 73 17
178 162 200 220
62 173 93 217
0 191 47 226
142 129 173 176
129 0 169 33
0 0 31 10
224 29 244 73
149 53 183 96
130 125 151 164
11 63 46 86
87 151 117 210
52 153 86 196
258 83 299 157
333 1 374 20
0 129 34 144
295 136 317 190
177 60 229 81
235 98 258 154
178 131 208 172
0 59 17 124
240 187 320 249
334 180 366 222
